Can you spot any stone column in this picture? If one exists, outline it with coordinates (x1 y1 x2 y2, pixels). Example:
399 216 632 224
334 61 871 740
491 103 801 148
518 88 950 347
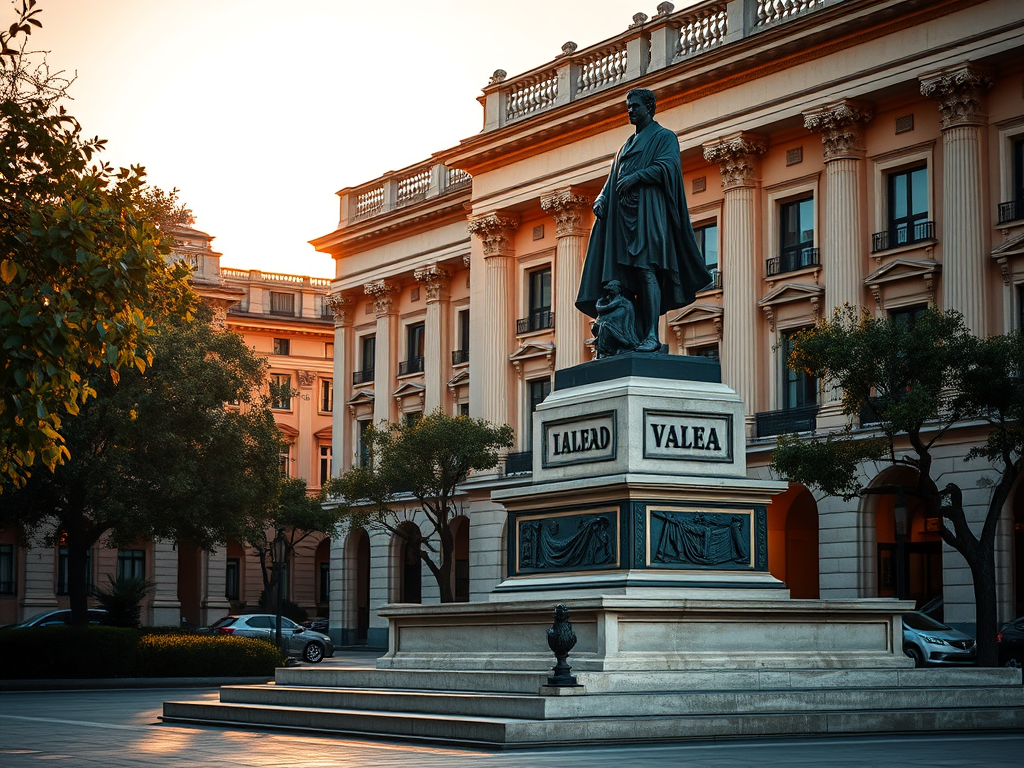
20 537 58 615
804 100 872 420
151 540 180 626
920 63 993 336
414 265 452 414
703 133 767 432
364 280 399 426
467 213 519 427
541 188 592 370
200 546 230 626
326 294 354 473
295 369 317 481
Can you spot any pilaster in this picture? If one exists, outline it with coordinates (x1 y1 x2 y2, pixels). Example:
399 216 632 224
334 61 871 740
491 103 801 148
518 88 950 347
365 280 399 425
414 265 452 413
20 537 58 614
920 63 993 336
467 212 519 428
703 133 767 433
326 294 355 473
151 540 180 626
200 546 230 626
541 188 592 370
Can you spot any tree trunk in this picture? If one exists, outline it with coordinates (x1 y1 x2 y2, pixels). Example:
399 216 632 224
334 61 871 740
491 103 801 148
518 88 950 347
435 525 455 603
66 534 92 626
969 543 999 667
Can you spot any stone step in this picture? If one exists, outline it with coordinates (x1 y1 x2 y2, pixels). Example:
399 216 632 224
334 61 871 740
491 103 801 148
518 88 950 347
219 682 1024 720
160 698 1024 748
273 665 1021 695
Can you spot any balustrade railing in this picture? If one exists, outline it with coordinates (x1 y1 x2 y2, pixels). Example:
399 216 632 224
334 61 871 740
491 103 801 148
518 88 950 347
344 162 473 225
505 70 559 123
575 42 628 97
767 248 820 276
755 405 819 437
396 168 430 206
504 450 533 475
998 199 1024 224
871 220 936 253
399 356 425 376
452 349 470 365
756 0 822 27
677 3 729 58
352 368 375 385
517 309 555 335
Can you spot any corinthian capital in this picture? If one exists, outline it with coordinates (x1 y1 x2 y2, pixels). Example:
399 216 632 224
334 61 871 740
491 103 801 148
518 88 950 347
413 264 451 303
467 212 519 258
920 63 993 129
540 187 592 238
702 133 768 190
803 100 873 162
325 293 355 326
364 279 399 317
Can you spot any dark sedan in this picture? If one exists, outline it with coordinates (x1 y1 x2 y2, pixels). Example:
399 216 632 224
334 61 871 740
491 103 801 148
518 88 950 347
997 616 1024 667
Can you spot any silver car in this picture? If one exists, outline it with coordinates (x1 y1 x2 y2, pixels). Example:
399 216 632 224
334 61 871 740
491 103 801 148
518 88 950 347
902 610 976 667
209 614 334 663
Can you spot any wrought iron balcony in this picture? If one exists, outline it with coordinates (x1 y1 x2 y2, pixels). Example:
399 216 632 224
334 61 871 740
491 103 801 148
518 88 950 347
766 248 820 277
700 267 722 290
871 220 935 253
998 199 1024 224
452 349 469 365
517 309 554 335
504 450 533 475
398 356 424 376
755 405 819 438
352 368 374 385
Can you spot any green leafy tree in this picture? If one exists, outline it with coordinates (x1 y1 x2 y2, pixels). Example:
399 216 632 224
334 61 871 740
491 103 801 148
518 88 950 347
240 477 340 616
329 410 514 603
772 307 1024 666
0 305 284 624
1 1 193 489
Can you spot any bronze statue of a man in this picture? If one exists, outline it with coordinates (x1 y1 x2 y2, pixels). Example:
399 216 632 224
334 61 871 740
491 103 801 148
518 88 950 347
575 88 711 354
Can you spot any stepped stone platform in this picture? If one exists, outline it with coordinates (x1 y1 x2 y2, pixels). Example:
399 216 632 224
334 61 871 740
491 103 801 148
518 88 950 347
161 663 1024 748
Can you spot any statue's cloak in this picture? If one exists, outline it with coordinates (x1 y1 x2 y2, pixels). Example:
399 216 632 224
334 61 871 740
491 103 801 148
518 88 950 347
575 121 712 319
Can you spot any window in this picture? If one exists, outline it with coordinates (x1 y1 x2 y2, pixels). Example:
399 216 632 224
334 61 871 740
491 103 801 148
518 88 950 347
325 342 334 359
1000 138 1024 223
782 330 817 409
270 373 292 410
0 544 13 595
269 292 295 316
319 561 330 605
519 267 553 333
320 379 333 413
459 402 470 417
319 443 332 486
401 323 425 375
404 411 422 428
526 378 551 446
890 304 928 328
453 309 470 364
225 558 240 601
116 549 146 580
694 223 719 286
1019 285 1024 331
357 420 371 467
875 166 931 251
56 546 92 594
354 335 376 384
279 444 291 478
272 338 290 356
777 197 816 273
689 343 720 362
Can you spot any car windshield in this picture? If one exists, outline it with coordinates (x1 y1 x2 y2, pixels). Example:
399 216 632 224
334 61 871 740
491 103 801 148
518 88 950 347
903 612 950 631
210 617 237 629
20 612 54 625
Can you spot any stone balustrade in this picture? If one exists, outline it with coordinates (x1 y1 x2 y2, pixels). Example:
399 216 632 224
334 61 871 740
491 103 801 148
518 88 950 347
340 161 472 227
482 0 844 131
220 267 332 288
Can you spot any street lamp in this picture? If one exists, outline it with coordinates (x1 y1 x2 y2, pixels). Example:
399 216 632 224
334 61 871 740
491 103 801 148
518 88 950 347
272 532 288 652
893 490 909 601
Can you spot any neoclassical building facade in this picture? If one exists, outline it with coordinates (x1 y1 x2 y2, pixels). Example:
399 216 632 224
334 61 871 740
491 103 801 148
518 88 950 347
314 0 1024 646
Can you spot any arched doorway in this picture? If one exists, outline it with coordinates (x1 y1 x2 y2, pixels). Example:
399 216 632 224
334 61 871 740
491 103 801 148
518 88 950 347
346 528 371 644
869 467 943 613
176 542 202 628
766 484 820 598
393 522 422 604
314 538 330 618
451 516 470 602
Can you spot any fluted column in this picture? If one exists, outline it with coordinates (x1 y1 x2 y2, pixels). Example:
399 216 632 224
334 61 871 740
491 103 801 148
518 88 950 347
920 63 993 336
541 188 592 370
151 540 180 626
414 265 451 413
704 133 767 432
200 546 230 626
326 294 354 472
364 280 399 426
467 212 519 427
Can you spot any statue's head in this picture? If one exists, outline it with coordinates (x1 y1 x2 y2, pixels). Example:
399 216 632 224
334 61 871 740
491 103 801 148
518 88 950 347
626 88 657 117
603 279 623 296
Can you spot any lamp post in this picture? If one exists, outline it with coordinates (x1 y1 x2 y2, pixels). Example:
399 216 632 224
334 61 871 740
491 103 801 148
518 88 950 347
272 532 288 652
893 490 909 601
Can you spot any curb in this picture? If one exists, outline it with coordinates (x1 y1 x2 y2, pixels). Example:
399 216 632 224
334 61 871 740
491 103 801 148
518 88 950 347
0 676 273 692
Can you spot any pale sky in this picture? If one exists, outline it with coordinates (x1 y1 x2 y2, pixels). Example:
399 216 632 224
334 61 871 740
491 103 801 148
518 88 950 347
27 0 677 278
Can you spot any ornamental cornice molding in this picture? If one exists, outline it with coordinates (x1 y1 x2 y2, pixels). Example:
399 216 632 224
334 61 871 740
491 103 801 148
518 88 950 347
363 279 399 316
295 370 317 388
413 264 452 302
702 133 768 190
803 100 873 162
467 212 520 258
325 293 355 326
540 188 593 238
919 63 993 129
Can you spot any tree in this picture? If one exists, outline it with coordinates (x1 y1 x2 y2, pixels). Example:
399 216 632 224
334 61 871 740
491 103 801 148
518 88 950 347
240 477 340 618
1 0 194 489
329 410 514 603
0 304 284 624
771 307 1024 667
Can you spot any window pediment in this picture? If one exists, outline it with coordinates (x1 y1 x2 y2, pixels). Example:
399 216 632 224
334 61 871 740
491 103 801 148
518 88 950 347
668 302 724 326
758 283 824 332
864 257 941 286
347 389 375 406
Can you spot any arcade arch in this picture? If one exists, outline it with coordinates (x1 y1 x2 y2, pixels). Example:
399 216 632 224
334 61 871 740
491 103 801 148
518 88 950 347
766 484 819 598
345 528 371 644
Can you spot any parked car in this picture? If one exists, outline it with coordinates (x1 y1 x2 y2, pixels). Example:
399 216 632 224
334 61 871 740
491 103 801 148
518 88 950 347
300 618 329 633
902 610 976 667
0 608 108 630
209 614 334 663
997 616 1024 667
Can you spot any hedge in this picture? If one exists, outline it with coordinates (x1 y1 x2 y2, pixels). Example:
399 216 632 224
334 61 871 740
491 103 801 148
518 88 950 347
0 627 285 679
